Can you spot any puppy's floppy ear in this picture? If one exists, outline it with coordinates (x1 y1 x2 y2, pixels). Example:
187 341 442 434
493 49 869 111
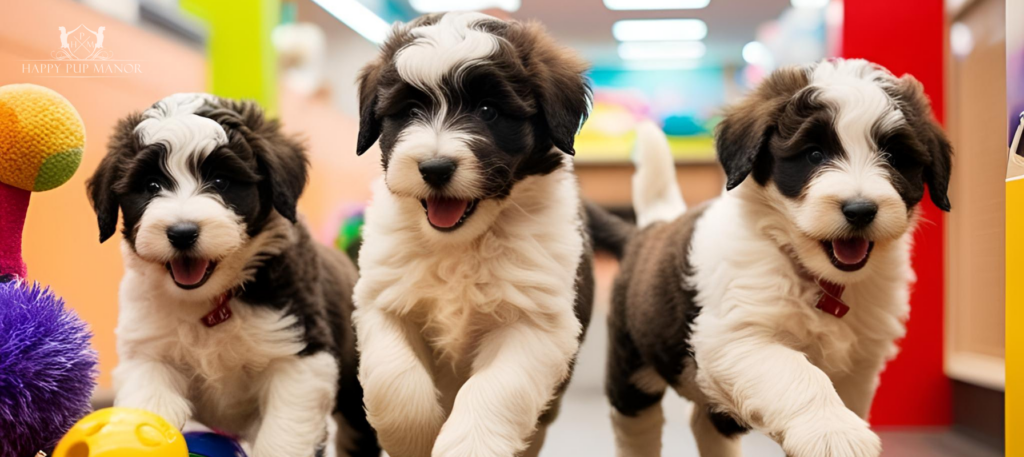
258 135 308 222
86 114 139 243
520 22 592 156
891 74 952 211
716 66 809 190
230 100 309 222
356 59 385 156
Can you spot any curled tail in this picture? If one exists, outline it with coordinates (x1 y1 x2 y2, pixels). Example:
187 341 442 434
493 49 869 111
632 121 685 228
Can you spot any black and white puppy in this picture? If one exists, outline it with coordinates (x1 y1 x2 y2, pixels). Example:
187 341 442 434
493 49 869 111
590 59 952 457
353 12 594 457
87 94 379 457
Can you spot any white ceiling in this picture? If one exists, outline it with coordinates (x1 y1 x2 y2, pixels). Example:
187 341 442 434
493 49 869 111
394 0 793 68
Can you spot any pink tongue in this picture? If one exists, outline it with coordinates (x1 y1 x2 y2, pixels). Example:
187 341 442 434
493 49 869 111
832 238 870 265
169 258 210 286
426 197 469 228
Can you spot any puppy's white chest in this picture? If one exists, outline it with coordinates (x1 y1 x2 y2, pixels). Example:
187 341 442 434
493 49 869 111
159 302 304 377
762 284 903 376
117 296 306 430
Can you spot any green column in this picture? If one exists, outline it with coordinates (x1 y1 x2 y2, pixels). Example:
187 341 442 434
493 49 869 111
181 0 280 116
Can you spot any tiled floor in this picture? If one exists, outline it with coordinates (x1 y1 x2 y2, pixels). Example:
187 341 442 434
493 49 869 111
540 281 1003 457
544 386 1002 456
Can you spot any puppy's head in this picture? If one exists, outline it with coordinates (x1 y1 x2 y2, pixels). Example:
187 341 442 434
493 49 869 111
356 12 591 239
87 94 307 293
716 59 952 279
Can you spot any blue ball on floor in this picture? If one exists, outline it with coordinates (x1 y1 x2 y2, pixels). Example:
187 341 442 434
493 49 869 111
184 431 248 457
0 280 97 457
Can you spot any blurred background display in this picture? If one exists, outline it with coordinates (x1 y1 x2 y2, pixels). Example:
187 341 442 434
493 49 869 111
0 0 1009 455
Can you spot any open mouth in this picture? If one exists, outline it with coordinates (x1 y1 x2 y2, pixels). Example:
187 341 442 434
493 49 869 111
166 257 217 290
420 197 479 232
821 238 875 272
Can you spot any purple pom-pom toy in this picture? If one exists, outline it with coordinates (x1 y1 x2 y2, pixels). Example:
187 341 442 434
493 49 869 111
0 278 98 457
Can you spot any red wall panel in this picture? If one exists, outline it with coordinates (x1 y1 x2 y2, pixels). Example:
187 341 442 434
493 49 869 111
842 0 952 426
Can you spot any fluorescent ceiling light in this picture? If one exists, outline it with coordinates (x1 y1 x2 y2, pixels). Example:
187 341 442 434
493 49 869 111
410 0 521 12
791 0 829 9
604 0 711 10
741 41 772 66
613 19 708 42
311 0 391 44
618 41 706 60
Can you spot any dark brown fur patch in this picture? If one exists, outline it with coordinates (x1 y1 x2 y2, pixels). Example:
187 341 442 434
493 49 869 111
882 75 952 211
606 204 708 416
715 66 810 190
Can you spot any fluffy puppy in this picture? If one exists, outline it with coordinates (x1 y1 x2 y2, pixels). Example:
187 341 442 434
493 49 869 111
86 94 380 457
352 12 594 457
590 59 952 457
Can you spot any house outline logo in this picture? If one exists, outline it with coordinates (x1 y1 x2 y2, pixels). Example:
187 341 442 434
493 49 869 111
53 25 112 61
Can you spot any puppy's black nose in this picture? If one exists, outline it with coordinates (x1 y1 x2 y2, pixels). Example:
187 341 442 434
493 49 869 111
419 158 457 188
842 200 878 229
167 222 200 250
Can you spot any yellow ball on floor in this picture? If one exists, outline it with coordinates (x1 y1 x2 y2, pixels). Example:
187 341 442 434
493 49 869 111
52 408 189 457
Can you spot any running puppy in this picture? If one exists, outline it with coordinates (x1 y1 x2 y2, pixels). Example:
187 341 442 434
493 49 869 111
591 59 952 457
87 94 380 457
353 12 594 457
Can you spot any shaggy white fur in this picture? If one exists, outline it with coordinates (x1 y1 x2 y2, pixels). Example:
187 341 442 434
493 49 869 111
136 93 227 196
612 60 917 457
395 12 501 93
114 215 338 457
384 122 483 203
355 159 585 457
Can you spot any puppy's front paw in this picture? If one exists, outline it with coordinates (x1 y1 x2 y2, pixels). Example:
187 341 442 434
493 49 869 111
114 391 192 430
782 411 881 457
432 416 520 457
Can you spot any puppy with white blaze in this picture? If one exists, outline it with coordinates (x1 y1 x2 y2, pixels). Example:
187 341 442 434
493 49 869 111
353 12 595 457
87 94 380 457
589 59 952 457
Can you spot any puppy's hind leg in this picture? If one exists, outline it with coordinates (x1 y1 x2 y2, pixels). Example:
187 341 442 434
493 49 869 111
607 353 667 456
611 401 665 457
332 358 381 457
690 405 745 457
330 411 381 457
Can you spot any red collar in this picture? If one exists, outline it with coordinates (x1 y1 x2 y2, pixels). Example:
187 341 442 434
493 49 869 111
815 279 849 318
201 290 234 327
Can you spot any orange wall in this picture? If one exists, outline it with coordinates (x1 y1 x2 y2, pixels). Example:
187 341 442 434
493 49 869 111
1 0 379 388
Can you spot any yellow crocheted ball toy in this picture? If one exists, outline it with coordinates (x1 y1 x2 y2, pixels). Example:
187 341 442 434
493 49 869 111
0 83 85 192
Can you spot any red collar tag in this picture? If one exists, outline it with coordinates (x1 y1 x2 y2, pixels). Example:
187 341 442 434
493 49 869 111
815 280 849 318
201 291 234 327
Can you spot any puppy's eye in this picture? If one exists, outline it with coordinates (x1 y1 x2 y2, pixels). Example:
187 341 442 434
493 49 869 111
211 177 230 191
477 105 499 123
807 150 826 165
146 179 162 194
390 104 418 119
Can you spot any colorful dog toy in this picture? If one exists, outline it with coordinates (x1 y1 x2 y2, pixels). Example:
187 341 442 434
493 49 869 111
53 408 189 457
0 83 85 279
184 432 247 457
0 83 95 457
